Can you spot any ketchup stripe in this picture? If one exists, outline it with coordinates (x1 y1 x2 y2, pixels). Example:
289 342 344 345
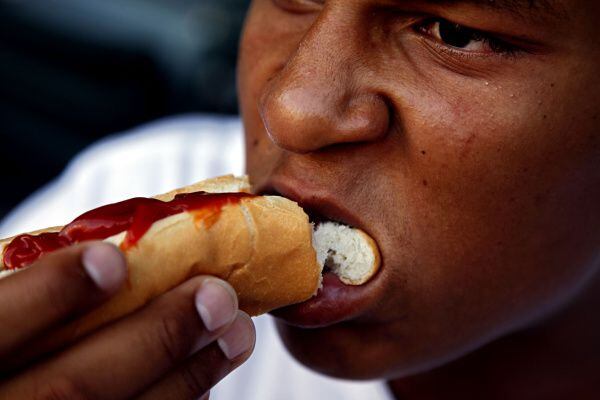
2 192 253 270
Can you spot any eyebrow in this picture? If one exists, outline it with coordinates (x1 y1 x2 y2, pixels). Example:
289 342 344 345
424 0 564 20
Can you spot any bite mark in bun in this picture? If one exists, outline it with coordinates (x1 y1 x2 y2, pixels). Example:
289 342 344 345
312 222 380 285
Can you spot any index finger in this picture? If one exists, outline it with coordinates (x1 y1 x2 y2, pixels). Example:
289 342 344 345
0 277 252 400
0 242 126 360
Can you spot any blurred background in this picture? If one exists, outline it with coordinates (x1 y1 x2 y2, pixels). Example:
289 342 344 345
0 0 249 219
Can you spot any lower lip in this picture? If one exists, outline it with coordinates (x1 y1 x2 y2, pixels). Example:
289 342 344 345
270 272 376 328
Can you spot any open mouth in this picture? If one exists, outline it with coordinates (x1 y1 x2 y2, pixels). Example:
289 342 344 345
256 181 383 328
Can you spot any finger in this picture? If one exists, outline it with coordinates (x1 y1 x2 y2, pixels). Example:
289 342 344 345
0 276 247 400
0 242 126 358
136 312 255 400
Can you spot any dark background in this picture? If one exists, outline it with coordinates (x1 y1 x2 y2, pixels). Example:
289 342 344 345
0 0 249 219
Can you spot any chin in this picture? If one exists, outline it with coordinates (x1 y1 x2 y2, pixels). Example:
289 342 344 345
274 319 405 381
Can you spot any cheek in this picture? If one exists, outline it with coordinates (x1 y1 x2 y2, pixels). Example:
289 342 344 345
394 74 600 337
238 1 311 115
238 7 270 125
314 75 600 377
238 3 310 176
238 17 275 176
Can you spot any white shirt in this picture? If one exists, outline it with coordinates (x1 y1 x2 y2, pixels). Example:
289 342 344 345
0 114 394 400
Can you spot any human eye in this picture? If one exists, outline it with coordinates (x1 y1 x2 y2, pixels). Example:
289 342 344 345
415 18 520 57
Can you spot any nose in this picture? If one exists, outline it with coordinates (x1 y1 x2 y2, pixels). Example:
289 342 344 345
259 12 390 153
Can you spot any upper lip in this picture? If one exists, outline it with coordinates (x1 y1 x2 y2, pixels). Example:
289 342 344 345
254 176 367 232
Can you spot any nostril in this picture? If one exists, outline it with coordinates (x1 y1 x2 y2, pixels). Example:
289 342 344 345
339 93 391 142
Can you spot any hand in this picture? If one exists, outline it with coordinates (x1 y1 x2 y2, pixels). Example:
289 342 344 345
0 242 255 399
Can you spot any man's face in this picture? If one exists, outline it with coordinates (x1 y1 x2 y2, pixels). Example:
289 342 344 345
237 0 600 379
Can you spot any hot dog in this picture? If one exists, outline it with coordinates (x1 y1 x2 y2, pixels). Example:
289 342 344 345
0 175 380 345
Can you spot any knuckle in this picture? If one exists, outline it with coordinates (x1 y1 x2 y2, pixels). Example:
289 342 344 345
155 310 196 364
34 378 87 400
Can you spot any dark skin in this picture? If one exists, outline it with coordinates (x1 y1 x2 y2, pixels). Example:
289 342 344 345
0 243 255 399
239 0 600 397
1 0 598 398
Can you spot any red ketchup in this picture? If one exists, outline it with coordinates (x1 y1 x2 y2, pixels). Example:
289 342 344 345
2 192 253 270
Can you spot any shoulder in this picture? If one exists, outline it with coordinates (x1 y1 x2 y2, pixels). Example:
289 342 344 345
70 114 243 188
0 114 243 237
76 114 243 169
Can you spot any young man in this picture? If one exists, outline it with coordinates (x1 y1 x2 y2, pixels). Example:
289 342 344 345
0 0 598 398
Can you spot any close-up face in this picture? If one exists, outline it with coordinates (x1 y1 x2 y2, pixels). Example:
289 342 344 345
237 0 600 380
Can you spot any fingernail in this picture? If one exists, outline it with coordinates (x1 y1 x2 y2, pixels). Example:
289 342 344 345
195 279 238 331
82 243 127 292
218 312 255 360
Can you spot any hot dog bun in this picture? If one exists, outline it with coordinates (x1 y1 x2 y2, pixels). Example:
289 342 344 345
313 221 380 285
0 175 381 347
0 175 322 345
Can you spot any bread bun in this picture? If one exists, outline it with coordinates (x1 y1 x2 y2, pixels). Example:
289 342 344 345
0 175 322 346
312 222 380 285
0 175 381 347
